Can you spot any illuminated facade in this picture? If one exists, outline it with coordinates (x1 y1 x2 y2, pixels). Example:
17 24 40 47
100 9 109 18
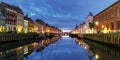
35 19 46 33
34 21 39 33
24 15 34 32
94 1 120 33
0 2 25 33
71 25 79 34
23 20 28 33
78 23 85 34
72 13 94 34
16 7 24 33
1 2 17 32
0 4 5 32
84 12 94 33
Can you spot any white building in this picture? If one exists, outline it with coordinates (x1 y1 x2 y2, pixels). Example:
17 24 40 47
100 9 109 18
84 12 94 33
78 12 94 34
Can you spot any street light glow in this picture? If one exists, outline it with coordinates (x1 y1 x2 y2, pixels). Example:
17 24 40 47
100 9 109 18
95 21 99 25
95 54 99 59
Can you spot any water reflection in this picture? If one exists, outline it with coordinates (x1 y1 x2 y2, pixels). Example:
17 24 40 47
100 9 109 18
24 36 91 60
73 38 120 60
0 41 36 60
1 36 118 60
84 40 120 60
73 38 95 60
0 37 60 60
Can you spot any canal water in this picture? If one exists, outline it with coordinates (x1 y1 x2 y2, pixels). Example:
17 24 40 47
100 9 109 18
24 36 94 60
0 36 119 60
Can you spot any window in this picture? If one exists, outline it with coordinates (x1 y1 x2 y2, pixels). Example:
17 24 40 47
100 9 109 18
117 20 120 30
110 11 114 18
102 16 104 22
106 13 108 20
116 8 120 17
111 22 114 30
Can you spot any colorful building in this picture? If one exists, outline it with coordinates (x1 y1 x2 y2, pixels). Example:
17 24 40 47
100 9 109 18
23 19 28 33
24 15 34 32
72 25 79 34
0 4 5 32
1 2 17 32
94 1 120 33
16 7 24 33
35 19 46 33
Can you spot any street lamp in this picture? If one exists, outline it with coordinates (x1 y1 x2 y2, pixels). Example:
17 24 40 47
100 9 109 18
102 25 104 28
95 21 99 26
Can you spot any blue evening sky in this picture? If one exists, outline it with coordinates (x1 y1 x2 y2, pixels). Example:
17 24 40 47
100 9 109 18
0 0 117 31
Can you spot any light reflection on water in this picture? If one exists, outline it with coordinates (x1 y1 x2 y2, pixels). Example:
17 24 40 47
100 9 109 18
24 37 94 60
84 39 120 60
1 36 118 60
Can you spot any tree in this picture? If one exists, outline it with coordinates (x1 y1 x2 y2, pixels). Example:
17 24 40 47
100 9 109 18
89 22 95 30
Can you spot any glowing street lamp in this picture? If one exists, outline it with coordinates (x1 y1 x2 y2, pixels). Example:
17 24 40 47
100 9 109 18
95 21 99 33
95 54 99 59
95 21 99 26
102 25 104 28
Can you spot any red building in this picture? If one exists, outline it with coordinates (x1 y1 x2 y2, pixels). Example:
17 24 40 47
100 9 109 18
94 1 120 33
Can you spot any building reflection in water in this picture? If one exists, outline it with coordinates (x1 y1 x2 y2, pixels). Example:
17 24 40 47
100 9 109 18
73 38 120 60
73 38 94 60
0 37 60 60
0 42 37 60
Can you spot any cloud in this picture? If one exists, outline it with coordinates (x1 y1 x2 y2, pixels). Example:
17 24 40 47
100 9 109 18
0 0 117 30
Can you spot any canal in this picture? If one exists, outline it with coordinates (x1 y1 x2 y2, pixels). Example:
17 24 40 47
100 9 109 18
0 36 119 60
24 36 93 60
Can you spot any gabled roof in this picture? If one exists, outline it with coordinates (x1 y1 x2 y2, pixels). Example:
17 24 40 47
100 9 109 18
1 2 23 14
24 15 33 22
35 19 45 24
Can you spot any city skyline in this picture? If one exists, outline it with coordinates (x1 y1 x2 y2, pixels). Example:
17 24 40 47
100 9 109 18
0 0 117 31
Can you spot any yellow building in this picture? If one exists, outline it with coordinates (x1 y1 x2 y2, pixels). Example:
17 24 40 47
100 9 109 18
24 15 34 33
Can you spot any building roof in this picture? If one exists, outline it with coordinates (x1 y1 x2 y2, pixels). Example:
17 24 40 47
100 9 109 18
24 15 33 22
1 2 23 14
95 1 120 17
35 19 45 24
88 12 93 16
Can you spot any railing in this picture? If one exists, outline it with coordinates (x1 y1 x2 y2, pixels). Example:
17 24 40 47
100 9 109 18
83 33 120 46
0 33 38 42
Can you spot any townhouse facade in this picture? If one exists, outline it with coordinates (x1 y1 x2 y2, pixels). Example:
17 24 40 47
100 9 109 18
94 1 120 33
0 4 5 32
1 2 17 32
